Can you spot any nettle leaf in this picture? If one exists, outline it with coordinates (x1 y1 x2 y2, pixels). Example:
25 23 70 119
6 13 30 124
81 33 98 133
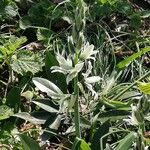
10 50 44 75
116 132 136 150
19 134 41 150
66 62 84 84
33 77 64 99
0 36 27 57
0 105 13 120
117 46 150 68
137 81 150 94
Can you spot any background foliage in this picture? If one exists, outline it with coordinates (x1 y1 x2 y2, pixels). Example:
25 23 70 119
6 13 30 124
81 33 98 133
0 0 150 149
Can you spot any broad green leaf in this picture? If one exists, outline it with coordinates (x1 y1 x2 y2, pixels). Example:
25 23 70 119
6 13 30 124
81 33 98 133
129 14 141 29
137 81 150 94
6 87 21 113
91 121 110 150
13 112 47 124
10 50 44 75
72 138 91 150
116 132 136 150
0 105 13 120
117 47 150 68
32 99 58 113
19 134 41 150
32 77 64 99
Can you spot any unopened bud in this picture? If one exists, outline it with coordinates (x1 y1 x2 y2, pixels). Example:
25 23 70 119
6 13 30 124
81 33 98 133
68 36 74 53
76 32 84 50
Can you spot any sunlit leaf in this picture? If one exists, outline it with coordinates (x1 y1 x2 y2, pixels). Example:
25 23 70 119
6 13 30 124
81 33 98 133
117 47 150 68
116 132 136 150
32 99 59 113
33 77 64 99
13 112 47 124
0 105 13 120
137 81 150 94
10 50 44 75
72 138 91 150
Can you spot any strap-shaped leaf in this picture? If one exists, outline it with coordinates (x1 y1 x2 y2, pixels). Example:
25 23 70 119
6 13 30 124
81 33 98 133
117 47 150 68
13 112 47 124
97 110 130 122
33 77 63 99
72 138 91 150
19 134 41 150
32 99 58 113
116 132 136 150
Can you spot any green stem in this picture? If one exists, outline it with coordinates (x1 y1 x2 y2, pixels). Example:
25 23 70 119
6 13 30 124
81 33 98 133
112 71 150 100
74 52 81 138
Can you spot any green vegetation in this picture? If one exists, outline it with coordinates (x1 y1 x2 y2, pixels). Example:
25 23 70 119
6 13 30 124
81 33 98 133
0 0 150 149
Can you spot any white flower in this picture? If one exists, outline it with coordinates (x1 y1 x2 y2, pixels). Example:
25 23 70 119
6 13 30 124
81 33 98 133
80 42 98 60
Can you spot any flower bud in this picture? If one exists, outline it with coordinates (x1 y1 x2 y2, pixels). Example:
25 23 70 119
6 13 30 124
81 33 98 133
68 36 74 53
76 32 84 50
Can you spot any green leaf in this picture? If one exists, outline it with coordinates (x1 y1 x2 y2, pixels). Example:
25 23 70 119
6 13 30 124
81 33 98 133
10 50 44 75
19 134 41 150
91 121 110 150
19 16 32 29
6 87 21 113
97 110 130 122
0 105 13 120
129 13 141 29
33 77 64 99
13 112 48 124
72 138 91 150
137 81 150 94
116 132 136 150
117 47 150 68
37 28 53 44
32 99 59 113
